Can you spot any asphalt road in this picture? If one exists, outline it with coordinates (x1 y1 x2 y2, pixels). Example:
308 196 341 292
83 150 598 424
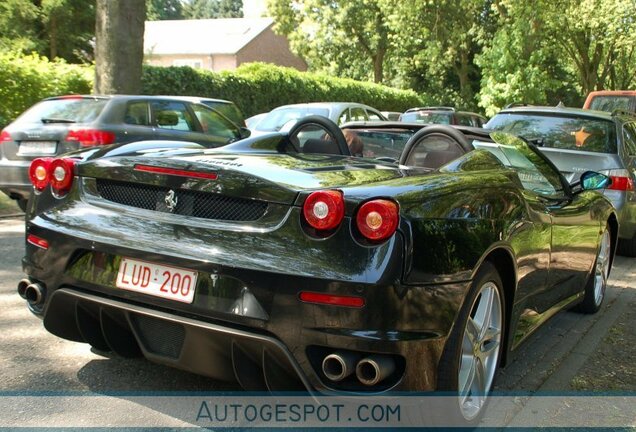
0 216 634 428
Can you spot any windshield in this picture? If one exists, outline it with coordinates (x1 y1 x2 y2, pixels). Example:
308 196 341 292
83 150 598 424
486 113 617 153
345 129 413 161
589 96 634 113
16 98 108 125
256 107 330 132
400 111 452 124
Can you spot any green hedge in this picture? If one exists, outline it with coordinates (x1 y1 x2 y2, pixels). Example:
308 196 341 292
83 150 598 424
141 62 425 117
0 52 93 128
0 55 424 127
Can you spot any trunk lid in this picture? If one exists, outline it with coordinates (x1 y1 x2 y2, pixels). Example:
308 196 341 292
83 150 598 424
79 152 406 206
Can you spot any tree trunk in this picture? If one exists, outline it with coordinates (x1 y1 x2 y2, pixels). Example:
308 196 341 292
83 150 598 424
49 14 57 60
94 0 146 94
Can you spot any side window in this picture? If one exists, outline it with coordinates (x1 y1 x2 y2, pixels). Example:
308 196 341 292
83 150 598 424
124 102 150 126
456 114 473 127
367 110 382 121
622 123 636 156
150 101 196 131
338 109 351 125
350 107 368 122
495 143 564 196
191 104 239 140
472 116 485 127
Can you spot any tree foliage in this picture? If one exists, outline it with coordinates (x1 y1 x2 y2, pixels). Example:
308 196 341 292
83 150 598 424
269 0 395 84
182 0 243 19
0 0 95 62
146 0 183 20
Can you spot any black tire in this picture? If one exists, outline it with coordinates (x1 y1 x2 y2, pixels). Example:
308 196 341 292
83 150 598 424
576 225 611 314
436 261 505 425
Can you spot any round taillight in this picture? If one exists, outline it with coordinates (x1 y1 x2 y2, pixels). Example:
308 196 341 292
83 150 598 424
49 158 76 194
303 190 345 231
355 199 399 241
28 158 53 191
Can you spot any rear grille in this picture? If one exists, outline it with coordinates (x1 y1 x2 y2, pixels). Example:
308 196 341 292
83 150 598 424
95 179 268 221
130 314 185 359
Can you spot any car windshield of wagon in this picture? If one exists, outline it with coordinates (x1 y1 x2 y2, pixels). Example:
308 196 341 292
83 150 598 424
400 111 452 124
589 96 635 112
16 98 108 125
256 107 330 132
486 113 617 153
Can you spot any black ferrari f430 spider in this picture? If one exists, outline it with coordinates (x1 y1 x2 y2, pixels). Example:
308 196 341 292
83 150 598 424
19 117 616 422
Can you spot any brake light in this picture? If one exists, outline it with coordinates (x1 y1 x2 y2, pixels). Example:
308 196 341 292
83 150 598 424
29 158 53 191
49 158 76 195
601 169 634 191
27 234 49 250
302 190 345 231
355 199 399 241
134 164 218 180
66 129 116 147
608 176 634 191
299 291 365 308
0 130 11 142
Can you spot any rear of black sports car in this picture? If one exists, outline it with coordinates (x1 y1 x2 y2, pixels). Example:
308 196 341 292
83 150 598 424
20 149 508 394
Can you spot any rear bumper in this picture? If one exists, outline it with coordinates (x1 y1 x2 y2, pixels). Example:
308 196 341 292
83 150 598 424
23 215 471 393
0 159 31 199
44 288 312 392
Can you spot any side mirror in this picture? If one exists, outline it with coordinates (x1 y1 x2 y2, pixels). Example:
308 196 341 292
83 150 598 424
239 127 251 139
579 171 612 191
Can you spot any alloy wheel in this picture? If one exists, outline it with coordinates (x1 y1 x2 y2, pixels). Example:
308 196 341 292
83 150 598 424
458 281 502 420
594 229 611 306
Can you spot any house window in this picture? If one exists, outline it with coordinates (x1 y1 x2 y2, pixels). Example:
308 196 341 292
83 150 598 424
172 59 203 69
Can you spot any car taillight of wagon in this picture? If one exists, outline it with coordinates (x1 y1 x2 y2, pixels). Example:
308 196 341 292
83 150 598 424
66 129 116 147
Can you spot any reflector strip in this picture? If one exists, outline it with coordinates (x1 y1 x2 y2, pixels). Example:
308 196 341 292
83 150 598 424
299 291 365 308
134 165 218 180
27 234 49 250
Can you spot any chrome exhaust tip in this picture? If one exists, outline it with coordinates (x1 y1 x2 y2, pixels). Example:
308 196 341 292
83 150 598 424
25 283 45 307
17 279 31 299
356 355 396 386
322 352 358 382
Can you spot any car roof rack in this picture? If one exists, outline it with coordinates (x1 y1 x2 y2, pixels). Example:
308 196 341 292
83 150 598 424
405 106 456 113
503 102 535 109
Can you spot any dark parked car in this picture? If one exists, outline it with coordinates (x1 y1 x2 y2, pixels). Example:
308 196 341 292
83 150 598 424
0 95 248 209
486 105 636 255
400 107 487 127
19 116 616 423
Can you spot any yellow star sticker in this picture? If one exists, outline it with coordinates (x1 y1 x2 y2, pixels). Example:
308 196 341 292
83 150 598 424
573 127 591 147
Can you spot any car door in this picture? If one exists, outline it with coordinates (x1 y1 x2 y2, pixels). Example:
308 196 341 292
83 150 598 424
510 141 599 308
149 100 217 145
122 100 155 142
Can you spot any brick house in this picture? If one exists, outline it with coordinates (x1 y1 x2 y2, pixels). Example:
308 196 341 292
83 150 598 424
143 18 307 72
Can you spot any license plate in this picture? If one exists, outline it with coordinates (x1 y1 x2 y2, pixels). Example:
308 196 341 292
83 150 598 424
18 141 57 155
115 258 198 303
